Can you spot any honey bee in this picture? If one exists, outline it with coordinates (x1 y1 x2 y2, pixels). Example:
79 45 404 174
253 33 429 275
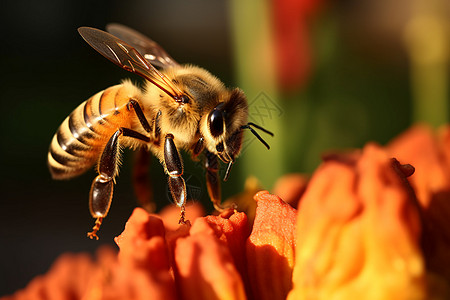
48 24 272 239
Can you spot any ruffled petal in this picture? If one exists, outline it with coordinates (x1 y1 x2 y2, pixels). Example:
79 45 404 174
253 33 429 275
288 144 425 300
174 217 246 300
246 191 297 300
388 124 450 287
272 173 309 208
108 207 176 300
204 210 250 295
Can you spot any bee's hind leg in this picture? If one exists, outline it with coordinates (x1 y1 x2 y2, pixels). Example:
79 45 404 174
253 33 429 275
88 127 150 240
130 101 157 213
132 148 155 213
164 134 187 224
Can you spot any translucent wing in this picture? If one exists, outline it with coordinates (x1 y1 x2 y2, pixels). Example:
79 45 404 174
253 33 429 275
78 27 185 102
105 23 179 69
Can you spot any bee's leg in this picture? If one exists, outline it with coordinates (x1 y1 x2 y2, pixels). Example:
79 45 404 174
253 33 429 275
88 128 150 240
127 99 152 133
191 137 204 158
132 148 155 213
127 100 157 212
153 110 162 144
164 134 187 224
205 151 224 211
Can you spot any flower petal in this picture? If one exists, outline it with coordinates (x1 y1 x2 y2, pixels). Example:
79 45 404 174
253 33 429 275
288 144 425 300
174 217 246 300
246 191 297 300
114 208 168 270
159 201 205 232
4 252 98 300
272 173 309 208
388 125 449 207
388 124 450 286
108 207 176 300
204 211 250 293
223 177 263 225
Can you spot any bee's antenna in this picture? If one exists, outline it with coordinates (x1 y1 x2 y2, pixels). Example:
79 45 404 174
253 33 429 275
247 122 274 136
241 123 273 150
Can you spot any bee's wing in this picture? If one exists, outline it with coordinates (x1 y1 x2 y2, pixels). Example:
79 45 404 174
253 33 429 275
105 23 179 69
78 27 184 101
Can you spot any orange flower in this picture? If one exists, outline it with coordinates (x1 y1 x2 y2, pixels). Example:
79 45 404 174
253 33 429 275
174 217 246 300
3 196 296 300
2 252 97 300
288 144 425 300
5 124 450 299
388 125 450 288
246 191 297 300
272 173 309 208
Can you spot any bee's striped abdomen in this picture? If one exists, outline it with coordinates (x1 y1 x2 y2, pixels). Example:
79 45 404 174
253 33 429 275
48 83 139 179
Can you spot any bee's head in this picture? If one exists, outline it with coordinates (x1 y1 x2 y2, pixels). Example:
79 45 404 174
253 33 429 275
201 88 272 181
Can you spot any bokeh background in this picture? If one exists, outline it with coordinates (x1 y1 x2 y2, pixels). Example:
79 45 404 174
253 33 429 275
1 0 449 296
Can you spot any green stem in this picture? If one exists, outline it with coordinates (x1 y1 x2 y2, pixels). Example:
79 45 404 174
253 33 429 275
230 0 285 188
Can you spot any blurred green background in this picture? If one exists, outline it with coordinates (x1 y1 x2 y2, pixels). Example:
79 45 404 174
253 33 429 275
1 0 449 296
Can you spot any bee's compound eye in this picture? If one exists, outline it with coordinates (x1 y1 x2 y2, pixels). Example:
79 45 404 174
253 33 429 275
209 110 224 137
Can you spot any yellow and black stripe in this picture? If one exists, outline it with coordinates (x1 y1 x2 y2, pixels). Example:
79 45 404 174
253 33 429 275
48 84 136 179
